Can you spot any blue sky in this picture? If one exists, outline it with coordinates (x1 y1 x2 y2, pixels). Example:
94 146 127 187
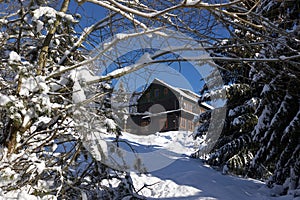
112 62 204 94
68 2 222 95
69 1 107 23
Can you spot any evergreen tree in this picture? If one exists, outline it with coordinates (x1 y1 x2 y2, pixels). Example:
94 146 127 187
192 0 300 196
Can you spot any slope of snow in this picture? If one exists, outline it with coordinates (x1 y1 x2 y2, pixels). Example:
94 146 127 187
1 130 295 199
119 131 295 200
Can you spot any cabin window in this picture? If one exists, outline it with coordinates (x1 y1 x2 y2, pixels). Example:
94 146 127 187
154 89 159 98
180 118 186 128
187 103 193 112
164 88 168 96
183 102 193 112
188 121 193 131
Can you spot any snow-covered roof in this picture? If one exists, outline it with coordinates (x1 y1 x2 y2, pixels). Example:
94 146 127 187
152 78 198 102
178 87 200 99
151 78 213 109
198 102 214 110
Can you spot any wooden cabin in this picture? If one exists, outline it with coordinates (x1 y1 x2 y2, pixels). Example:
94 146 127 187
129 79 213 134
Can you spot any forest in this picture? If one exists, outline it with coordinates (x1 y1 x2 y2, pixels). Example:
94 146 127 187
0 0 299 199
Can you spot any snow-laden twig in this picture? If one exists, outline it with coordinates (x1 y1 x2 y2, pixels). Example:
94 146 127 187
46 27 165 80
88 0 244 19
84 53 300 86
87 0 148 28
37 0 70 74
58 13 117 65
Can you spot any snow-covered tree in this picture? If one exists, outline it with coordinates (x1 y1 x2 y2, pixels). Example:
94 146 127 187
1 0 298 198
192 0 300 197
0 1 137 198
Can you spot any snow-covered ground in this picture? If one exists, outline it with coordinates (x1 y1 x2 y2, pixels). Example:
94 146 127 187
1 130 296 199
119 131 295 200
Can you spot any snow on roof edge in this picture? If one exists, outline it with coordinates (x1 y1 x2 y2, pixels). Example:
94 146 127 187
152 78 198 102
200 102 214 110
178 87 200 98
153 78 214 109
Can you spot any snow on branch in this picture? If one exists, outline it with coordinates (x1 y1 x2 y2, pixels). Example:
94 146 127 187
184 0 243 7
87 0 148 28
88 0 244 19
32 6 78 23
37 0 70 74
46 27 164 80
58 13 118 65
